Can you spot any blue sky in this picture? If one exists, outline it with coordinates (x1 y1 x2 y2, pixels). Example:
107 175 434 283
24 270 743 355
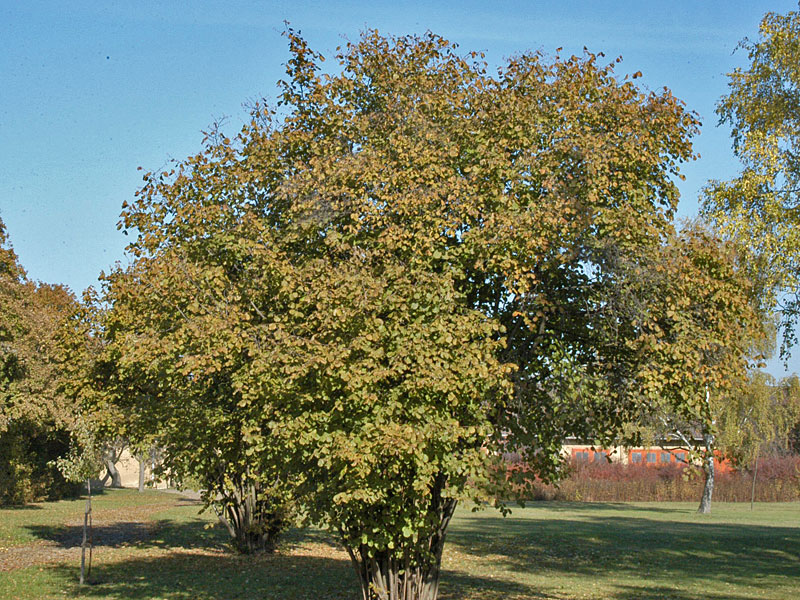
1 1 798 375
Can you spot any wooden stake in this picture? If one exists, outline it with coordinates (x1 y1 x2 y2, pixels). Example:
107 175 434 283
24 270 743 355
80 479 93 585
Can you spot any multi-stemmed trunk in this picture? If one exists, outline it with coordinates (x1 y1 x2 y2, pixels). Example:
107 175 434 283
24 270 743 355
342 475 457 600
214 481 288 554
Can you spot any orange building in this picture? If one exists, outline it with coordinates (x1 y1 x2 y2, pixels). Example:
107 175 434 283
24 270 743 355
565 442 734 473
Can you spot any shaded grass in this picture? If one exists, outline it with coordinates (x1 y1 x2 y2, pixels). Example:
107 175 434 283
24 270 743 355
442 502 800 599
1 492 798 599
6 553 356 600
0 489 182 547
1 495 355 600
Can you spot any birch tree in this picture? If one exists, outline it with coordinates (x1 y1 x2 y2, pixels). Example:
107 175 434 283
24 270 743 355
703 7 800 356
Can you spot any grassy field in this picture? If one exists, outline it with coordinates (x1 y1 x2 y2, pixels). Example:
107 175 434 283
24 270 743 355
1 490 798 600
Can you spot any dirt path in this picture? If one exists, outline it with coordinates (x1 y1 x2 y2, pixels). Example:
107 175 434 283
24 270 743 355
0 501 190 572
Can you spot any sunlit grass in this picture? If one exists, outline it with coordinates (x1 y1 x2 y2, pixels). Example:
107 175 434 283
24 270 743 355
1 491 798 599
0 489 177 547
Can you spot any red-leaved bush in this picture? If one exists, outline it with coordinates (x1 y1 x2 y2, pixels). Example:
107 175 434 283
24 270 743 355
506 455 800 502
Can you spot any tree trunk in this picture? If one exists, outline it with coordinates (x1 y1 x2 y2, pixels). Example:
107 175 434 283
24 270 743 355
103 457 122 488
698 433 715 514
344 475 456 600
214 481 287 554
750 450 759 511
137 455 145 493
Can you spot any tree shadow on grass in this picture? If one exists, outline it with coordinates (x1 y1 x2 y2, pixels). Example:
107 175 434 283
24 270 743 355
23 512 234 554
611 584 766 600
280 526 350 552
46 552 359 600
44 547 550 600
26 505 795 600
450 512 800 596
22 503 355 560
0 492 121 510
24 522 154 549
438 571 556 600
30 518 550 600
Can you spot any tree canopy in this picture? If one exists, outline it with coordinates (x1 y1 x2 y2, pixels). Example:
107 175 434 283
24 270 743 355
621 223 765 512
0 218 82 504
703 7 800 355
718 371 800 466
98 28 751 600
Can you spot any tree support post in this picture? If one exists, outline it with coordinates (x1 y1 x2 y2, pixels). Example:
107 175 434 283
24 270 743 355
80 478 93 585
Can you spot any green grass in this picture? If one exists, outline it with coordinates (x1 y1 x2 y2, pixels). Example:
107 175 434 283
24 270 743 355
0 489 180 547
442 502 800 599
1 492 798 599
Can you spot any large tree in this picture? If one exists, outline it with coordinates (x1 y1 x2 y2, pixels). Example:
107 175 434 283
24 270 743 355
702 7 800 355
105 29 708 599
620 225 763 513
0 218 81 504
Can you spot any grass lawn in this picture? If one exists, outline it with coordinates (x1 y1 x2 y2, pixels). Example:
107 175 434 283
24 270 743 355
1 490 798 599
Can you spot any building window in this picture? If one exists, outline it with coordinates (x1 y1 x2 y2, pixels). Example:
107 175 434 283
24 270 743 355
661 453 672 463
646 452 657 463
676 452 687 462
631 452 642 463
575 451 589 462
594 452 607 463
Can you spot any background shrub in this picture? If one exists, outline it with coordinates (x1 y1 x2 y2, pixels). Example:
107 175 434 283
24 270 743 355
508 455 800 502
0 424 81 505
